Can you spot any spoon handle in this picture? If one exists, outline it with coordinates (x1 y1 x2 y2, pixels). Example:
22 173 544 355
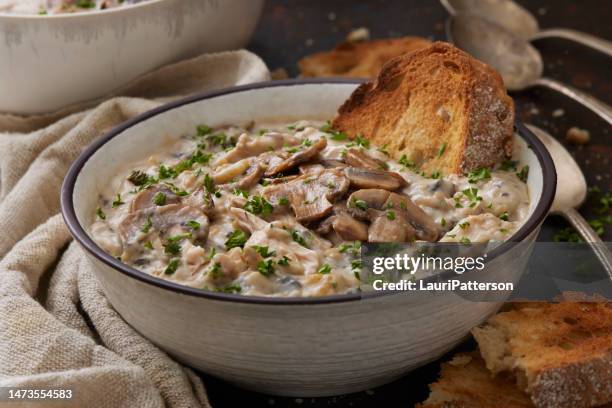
561 208 612 280
533 28 612 58
533 77 612 125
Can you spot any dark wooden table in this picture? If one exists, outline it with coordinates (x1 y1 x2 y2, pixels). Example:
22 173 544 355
204 1 612 406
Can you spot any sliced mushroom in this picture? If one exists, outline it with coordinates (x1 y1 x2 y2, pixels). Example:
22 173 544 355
368 211 416 243
183 188 214 216
217 132 299 164
263 168 350 222
233 162 265 190
344 167 405 190
383 193 439 242
130 185 180 212
265 137 327 176
332 212 368 241
212 159 251 184
345 148 386 170
428 179 456 197
299 163 325 175
346 189 438 242
346 189 391 219
320 159 347 169
119 204 209 246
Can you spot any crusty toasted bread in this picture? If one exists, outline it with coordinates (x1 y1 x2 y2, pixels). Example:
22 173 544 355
418 352 534 408
331 42 514 175
472 302 612 408
298 36 431 79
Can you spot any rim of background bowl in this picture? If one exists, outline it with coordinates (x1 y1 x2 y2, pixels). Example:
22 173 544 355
61 78 557 305
0 0 166 19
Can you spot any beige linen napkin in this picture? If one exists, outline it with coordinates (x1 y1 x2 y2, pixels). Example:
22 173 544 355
0 50 270 408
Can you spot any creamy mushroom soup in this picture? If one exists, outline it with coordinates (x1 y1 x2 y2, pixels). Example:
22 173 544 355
0 0 145 14
91 121 530 297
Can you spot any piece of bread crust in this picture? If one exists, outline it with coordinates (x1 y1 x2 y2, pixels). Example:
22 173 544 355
418 352 534 408
298 36 432 79
472 302 612 408
331 42 514 175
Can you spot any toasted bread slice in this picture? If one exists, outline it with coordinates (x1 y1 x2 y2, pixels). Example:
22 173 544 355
331 42 514 175
418 352 534 408
298 36 431 79
472 302 612 408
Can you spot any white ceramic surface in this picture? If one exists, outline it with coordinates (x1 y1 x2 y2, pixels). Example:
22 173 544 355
0 0 264 114
62 81 556 396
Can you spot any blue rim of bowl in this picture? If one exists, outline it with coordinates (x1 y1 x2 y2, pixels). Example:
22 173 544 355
61 78 557 305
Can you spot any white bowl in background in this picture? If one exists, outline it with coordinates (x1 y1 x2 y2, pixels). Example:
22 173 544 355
61 80 556 396
0 0 264 114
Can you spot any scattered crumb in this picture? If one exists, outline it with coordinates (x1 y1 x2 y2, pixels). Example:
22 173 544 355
346 27 370 42
270 67 289 80
294 398 303 404
552 108 565 118
305 38 314 47
566 126 590 145
365 389 375 395
327 12 336 21
538 7 547 15
530 107 540 115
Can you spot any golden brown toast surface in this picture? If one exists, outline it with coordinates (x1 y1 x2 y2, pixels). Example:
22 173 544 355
418 352 534 408
472 302 612 408
298 36 431 79
331 42 514 175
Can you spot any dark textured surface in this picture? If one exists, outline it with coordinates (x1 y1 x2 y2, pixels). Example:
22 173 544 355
204 1 611 406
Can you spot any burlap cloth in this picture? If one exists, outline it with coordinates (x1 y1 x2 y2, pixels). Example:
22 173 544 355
0 50 270 408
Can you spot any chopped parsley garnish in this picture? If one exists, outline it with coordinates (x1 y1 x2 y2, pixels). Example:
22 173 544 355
338 241 361 256
459 221 470 229
158 165 174 179
499 160 518 171
378 144 390 156
318 264 332 274
440 217 446 227
320 121 333 133
208 262 223 279
163 234 190 255
330 130 348 141
76 0 95 8
153 192 166 206
398 154 416 169
347 134 370 148
350 198 368 211
233 188 249 198
244 195 273 216
467 167 491 183
351 260 362 270
354 271 361 280
516 165 529 182
163 182 190 196
186 220 200 230
499 212 509 221
164 259 180 275
219 284 241 294
462 187 483 208
112 193 124 208
127 170 151 186
290 229 309 248
437 143 447 158
257 259 275 277
251 245 276 258
159 151 212 180
225 230 248 249
459 237 471 244
144 241 154 250
430 171 441 179
96 207 106 220
277 256 291 266
204 174 216 195
278 197 289 206
196 124 213 136
386 211 396 220
499 228 509 234
141 215 153 233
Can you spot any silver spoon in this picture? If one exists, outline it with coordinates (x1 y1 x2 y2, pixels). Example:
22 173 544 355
526 124 612 279
440 0 612 57
446 13 612 125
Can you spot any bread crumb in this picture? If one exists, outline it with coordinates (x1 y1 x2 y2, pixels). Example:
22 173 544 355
566 126 590 145
552 108 565 118
346 27 371 42
270 67 289 80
